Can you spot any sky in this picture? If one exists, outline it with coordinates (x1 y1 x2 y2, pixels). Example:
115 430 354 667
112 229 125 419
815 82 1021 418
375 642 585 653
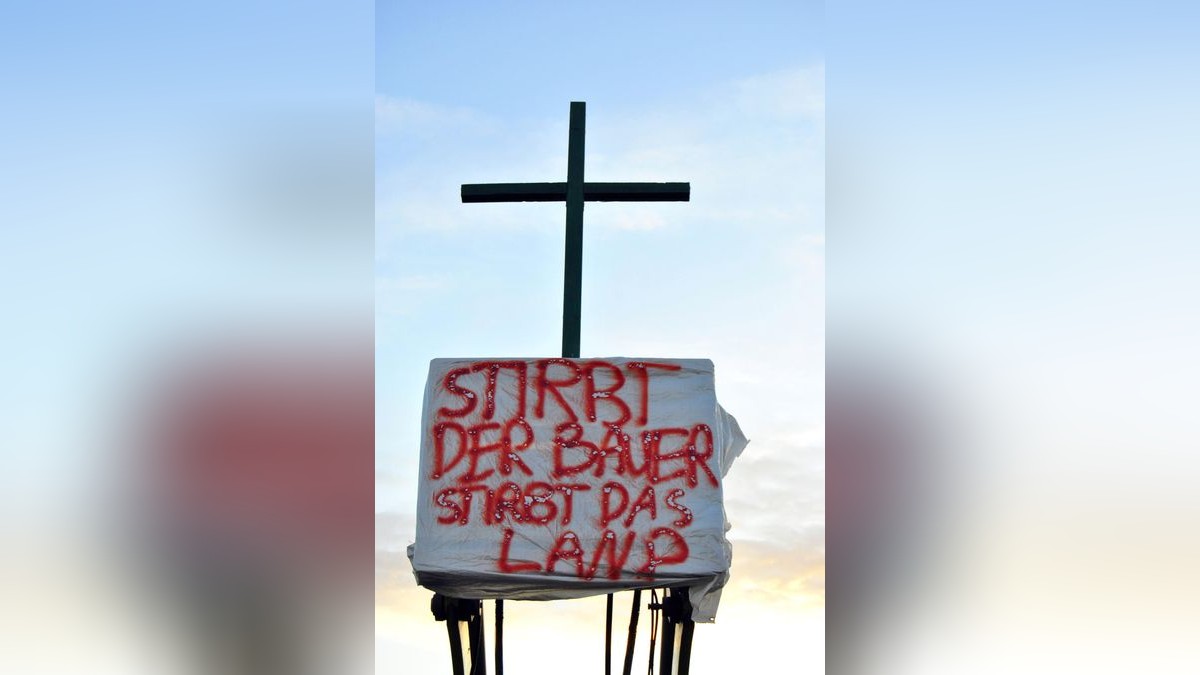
827 3 1200 673
0 3 374 673
6 2 1200 673
375 2 825 672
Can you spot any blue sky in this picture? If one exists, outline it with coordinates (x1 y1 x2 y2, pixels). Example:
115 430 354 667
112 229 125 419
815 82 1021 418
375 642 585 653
0 4 374 673
377 1 821 114
825 4 1200 673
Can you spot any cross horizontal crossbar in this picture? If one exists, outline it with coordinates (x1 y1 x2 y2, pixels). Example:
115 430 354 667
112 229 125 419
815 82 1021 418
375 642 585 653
461 182 690 203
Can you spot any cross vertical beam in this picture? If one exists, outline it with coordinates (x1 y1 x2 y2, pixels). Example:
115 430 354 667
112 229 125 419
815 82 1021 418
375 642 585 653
563 101 586 359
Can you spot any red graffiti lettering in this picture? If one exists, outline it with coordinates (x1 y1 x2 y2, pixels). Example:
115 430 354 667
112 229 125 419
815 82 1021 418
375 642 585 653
534 359 581 422
432 421 469 480
522 481 557 525
637 527 689 576
552 483 590 525
552 422 602 478
643 427 690 484
486 481 524 525
686 424 720 488
457 421 501 483
497 528 540 573
601 424 647 478
642 424 719 487
623 485 657 528
428 358 719 584
545 531 585 577
625 361 681 425
433 480 589 528
498 418 534 476
599 481 629 528
472 360 528 421
582 361 631 426
586 529 637 581
434 487 462 525
454 420 535 484
438 367 477 418
432 483 488 525
664 488 693 527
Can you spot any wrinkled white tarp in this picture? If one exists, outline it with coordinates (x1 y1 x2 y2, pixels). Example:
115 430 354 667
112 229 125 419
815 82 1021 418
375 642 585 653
408 358 746 622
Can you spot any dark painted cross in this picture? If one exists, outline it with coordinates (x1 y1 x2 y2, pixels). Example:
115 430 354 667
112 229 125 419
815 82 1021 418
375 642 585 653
461 101 690 359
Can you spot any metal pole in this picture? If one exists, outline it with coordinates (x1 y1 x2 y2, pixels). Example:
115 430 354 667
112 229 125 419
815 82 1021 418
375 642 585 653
677 621 695 675
605 593 614 675
469 606 487 675
621 589 642 675
646 591 659 675
447 620 465 675
562 101 585 359
495 599 504 675
659 614 676 675
562 100 598 671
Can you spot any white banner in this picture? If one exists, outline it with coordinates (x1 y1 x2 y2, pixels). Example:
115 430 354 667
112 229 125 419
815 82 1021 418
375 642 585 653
408 358 746 621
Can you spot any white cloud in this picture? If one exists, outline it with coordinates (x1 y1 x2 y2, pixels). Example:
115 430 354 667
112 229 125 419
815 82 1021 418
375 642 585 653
612 208 666 231
780 232 826 280
734 64 826 124
375 274 449 317
580 64 824 237
374 95 494 136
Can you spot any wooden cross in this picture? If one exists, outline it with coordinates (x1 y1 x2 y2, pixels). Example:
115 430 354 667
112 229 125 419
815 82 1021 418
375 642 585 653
461 101 690 359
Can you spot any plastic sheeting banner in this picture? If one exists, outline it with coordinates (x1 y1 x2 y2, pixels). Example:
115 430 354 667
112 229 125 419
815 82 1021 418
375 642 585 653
408 358 746 621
